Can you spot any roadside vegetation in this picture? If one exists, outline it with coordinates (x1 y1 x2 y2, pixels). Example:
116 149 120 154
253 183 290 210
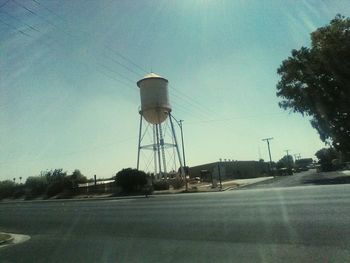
2 16 350 200
115 168 149 195
275 14 350 175
0 167 186 201
0 169 87 201
276 14 350 163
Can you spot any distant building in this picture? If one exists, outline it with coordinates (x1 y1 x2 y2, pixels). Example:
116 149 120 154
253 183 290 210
77 179 116 194
189 160 269 182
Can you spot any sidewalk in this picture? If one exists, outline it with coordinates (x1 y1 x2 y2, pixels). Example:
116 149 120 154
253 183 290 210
197 176 274 191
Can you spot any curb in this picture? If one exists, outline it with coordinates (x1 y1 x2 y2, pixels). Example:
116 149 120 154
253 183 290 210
235 177 277 189
0 194 153 205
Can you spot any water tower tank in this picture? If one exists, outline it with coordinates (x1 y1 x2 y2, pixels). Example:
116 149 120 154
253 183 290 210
137 73 171 124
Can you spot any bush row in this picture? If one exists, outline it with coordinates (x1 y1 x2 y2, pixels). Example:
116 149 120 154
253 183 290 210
0 169 87 200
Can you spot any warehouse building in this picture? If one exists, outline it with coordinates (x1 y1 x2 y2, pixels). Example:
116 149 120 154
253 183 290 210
189 160 270 182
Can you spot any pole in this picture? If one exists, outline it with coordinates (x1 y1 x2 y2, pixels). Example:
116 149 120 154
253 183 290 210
285 149 291 169
218 160 222 190
262 137 274 174
169 113 187 191
267 140 272 167
158 123 167 175
153 125 157 177
136 113 143 170
179 120 186 169
155 124 162 178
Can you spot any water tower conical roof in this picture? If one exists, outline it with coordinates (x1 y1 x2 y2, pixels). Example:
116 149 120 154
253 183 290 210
144 72 162 78
137 72 168 87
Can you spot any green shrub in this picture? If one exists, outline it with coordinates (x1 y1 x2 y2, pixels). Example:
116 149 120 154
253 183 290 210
25 176 48 198
24 168 86 198
13 185 25 199
69 169 87 188
153 180 170 190
45 169 74 197
115 168 148 194
170 178 185 190
0 180 16 199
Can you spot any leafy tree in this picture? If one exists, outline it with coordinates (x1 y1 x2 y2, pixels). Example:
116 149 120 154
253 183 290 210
45 169 67 184
115 168 148 193
70 169 87 188
170 178 185 190
0 180 16 199
152 180 169 191
276 155 294 169
44 169 72 197
315 148 340 171
276 15 350 159
25 176 48 197
295 158 313 168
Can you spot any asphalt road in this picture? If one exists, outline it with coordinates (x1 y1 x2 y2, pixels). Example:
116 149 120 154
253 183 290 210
241 169 350 189
1 171 350 262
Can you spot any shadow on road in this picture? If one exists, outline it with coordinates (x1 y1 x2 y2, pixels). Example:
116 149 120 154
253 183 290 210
303 176 350 185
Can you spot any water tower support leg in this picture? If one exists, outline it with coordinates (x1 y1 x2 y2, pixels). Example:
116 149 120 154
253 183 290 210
155 124 162 177
153 124 158 178
158 123 167 175
136 114 143 170
169 113 185 177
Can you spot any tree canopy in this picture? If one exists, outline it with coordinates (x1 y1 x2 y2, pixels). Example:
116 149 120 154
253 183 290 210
115 168 148 193
277 155 294 169
276 15 350 159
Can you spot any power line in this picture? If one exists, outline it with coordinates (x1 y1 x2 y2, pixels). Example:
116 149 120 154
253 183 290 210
0 0 10 9
15 0 220 123
0 17 32 37
4 0 247 132
3 2 138 94
98 63 136 85
30 0 147 75
12 0 54 28
31 0 65 22
12 0 73 37
0 9 40 32
14 0 220 121
170 85 218 117
105 55 144 77
186 113 285 124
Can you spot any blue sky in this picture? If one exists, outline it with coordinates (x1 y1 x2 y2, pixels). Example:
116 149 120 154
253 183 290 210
0 0 349 181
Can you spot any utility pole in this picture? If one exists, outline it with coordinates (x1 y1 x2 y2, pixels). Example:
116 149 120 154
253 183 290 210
285 149 291 168
178 120 186 170
218 159 222 190
171 115 188 191
262 137 274 174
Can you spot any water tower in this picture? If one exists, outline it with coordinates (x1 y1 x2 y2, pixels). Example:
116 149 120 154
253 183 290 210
136 73 184 179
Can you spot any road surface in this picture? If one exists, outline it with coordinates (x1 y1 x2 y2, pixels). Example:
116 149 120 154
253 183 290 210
240 169 350 189
1 170 350 262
